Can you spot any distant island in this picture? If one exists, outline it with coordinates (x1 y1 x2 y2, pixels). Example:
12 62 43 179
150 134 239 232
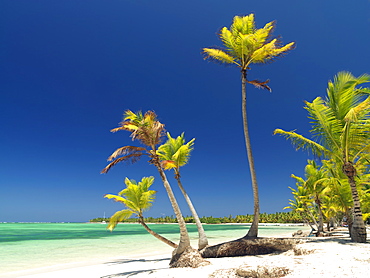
90 211 304 224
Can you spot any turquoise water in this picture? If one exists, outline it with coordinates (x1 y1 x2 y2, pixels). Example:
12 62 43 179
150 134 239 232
0 223 307 275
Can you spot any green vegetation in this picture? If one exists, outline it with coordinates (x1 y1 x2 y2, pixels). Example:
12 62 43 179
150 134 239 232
275 72 370 242
203 13 295 237
90 211 304 224
104 176 177 248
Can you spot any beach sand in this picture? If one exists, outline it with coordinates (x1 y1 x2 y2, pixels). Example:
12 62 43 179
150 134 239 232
7 229 370 278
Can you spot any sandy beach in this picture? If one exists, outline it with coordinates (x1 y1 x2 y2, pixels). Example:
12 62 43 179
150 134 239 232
6 228 369 278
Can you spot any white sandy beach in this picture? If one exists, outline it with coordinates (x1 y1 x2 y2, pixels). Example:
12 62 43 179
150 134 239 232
6 228 370 278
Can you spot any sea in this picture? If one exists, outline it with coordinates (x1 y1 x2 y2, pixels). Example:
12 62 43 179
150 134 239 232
0 222 308 276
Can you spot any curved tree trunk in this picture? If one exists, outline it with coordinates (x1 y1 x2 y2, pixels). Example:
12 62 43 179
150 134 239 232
304 204 319 232
138 216 178 248
343 162 367 243
153 159 191 255
175 174 209 250
241 71 260 238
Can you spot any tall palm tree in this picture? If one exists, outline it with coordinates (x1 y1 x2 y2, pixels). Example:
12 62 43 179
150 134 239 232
157 132 208 249
274 71 370 242
104 176 177 248
203 14 295 237
101 110 191 255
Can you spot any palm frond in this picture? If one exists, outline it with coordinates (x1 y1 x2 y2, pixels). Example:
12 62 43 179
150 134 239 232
305 97 342 153
202 48 239 65
231 14 255 35
274 128 328 157
107 146 147 161
250 39 294 64
161 160 177 170
106 209 133 231
247 79 271 92
101 153 144 174
104 194 126 203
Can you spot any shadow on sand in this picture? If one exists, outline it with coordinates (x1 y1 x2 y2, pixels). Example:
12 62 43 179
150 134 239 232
100 257 171 278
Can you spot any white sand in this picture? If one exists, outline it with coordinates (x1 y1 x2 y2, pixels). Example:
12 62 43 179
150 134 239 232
6 232 370 278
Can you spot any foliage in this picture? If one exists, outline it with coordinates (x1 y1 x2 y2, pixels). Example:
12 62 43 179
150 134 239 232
90 211 305 224
104 176 156 231
276 72 370 240
203 14 294 75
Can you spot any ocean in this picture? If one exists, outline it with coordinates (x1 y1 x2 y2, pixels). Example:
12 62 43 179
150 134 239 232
0 223 308 276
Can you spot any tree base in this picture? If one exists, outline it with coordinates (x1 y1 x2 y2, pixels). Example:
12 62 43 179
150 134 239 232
170 247 211 268
200 237 300 258
350 226 367 243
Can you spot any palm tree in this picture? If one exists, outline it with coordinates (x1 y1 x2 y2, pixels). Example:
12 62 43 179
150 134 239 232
285 182 319 232
291 160 329 235
274 71 370 242
102 110 191 255
203 14 295 237
104 176 177 248
321 159 356 233
157 132 208 249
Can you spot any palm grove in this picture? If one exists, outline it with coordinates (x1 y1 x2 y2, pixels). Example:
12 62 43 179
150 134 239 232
101 14 368 267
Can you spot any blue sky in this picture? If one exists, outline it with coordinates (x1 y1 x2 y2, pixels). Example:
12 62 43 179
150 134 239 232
1 0 369 222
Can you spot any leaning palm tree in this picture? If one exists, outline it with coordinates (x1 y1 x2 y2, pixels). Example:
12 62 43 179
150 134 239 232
274 71 370 242
157 132 208 249
102 110 191 255
203 14 295 237
102 111 208 266
105 176 177 248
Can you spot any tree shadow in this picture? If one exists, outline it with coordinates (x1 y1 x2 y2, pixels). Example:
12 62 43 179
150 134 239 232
100 257 171 278
100 267 168 278
104 257 170 265
303 236 368 245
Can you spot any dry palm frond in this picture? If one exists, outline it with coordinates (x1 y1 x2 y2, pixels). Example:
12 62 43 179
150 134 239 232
107 146 146 161
248 79 272 92
101 153 145 174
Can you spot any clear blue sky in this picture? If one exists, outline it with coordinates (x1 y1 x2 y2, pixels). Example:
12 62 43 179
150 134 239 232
1 0 369 222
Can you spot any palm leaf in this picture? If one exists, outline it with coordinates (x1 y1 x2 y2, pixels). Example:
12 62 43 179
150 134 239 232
101 152 145 174
107 146 147 161
202 48 239 65
161 160 177 170
247 79 271 92
106 209 133 231
273 128 328 157
304 97 342 154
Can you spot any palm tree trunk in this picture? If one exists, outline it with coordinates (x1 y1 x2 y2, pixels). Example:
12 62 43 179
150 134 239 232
138 216 178 248
153 161 191 255
241 70 260 238
175 174 208 249
304 204 319 232
315 197 324 235
343 162 367 243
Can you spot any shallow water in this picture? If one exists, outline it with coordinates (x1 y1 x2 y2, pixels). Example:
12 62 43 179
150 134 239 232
0 223 308 275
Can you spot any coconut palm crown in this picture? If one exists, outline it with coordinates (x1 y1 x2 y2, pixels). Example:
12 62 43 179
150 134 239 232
104 176 156 231
157 132 195 178
104 176 177 248
203 14 295 84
